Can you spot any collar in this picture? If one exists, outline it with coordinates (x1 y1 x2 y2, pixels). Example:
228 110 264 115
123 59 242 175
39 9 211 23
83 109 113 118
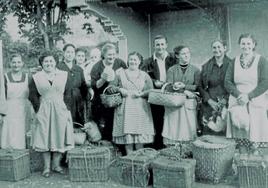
153 51 169 62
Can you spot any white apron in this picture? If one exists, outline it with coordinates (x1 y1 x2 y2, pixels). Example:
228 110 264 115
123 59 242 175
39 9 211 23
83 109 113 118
1 73 33 149
226 54 268 142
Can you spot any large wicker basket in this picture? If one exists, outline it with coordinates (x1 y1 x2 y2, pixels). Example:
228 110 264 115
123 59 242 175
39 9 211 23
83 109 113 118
0 149 30 181
109 149 159 187
100 86 122 108
152 156 196 188
67 146 111 182
236 154 268 188
92 140 121 160
148 83 186 107
192 135 236 184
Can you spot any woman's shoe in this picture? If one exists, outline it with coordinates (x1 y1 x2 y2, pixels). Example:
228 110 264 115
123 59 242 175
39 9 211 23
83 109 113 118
42 169 50 178
52 166 64 174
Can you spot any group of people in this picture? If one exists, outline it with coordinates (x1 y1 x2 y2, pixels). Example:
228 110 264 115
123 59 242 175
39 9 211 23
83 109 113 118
0 33 268 178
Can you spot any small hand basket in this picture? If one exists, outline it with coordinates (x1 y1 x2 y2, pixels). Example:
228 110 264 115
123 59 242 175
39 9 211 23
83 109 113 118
100 86 122 108
148 83 186 107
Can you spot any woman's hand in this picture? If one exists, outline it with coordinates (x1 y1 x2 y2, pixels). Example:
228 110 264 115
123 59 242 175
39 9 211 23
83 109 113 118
132 91 143 98
119 88 129 97
173 82 185 90
184 90 196 99
154 80 164 88
237 94 249 105
208 99 219 111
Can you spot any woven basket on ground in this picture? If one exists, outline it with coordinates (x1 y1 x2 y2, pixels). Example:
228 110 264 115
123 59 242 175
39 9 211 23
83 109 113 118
0 149 30 181
92 140 121 160
148 83 186 107
67 146 111 182
100 86 122 108
192 135 236 184
235 154 268 188
160 142 193 159
152 156 196 188
109 148 159 187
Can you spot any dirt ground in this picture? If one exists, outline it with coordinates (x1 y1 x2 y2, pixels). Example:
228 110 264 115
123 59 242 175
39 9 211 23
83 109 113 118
0 170 238 188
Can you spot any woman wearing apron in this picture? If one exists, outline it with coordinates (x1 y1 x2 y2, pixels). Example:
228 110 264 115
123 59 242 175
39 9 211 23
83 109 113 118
225 33 268 154
1 54 33 149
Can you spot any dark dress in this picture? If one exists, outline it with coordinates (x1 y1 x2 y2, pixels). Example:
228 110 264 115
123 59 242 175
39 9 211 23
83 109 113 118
57 61 88 126
90 58 127 141
198 55 232 135
140 53 176 149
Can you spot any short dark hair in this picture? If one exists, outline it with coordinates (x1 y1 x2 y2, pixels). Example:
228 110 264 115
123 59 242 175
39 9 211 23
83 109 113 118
128 51 143 64
38 51 58 66
153 35 168 44
75 47 87 54
173 45 189 55
63 43 76 52
238 33 257 48
211 39 227 47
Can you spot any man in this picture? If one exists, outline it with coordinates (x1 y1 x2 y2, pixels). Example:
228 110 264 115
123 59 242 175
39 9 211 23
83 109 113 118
141 35 176 149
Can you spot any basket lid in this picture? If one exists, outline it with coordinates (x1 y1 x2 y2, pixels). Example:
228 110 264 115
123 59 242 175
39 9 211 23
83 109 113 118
0 149 29 160
236 154 268 167
152 156 196 171
67 146 110 157
121 148 159 164
193 135 236 149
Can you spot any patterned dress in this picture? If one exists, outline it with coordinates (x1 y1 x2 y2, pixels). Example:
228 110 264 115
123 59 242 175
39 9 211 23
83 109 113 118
112 69 155 144
29 70 74 152
162 64 200 145
1 72 33 149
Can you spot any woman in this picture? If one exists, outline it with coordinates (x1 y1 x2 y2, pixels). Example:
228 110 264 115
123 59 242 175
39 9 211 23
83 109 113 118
162 46 200 146
111 52 154 154
75 47 93 121
225 33 268 153
199 40 232 136
90 43 127 141
29 51 74 177
1 54 33 149
57 44 88 126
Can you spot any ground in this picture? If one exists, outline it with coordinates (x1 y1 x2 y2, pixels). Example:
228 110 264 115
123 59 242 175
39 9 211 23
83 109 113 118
0 170 238 188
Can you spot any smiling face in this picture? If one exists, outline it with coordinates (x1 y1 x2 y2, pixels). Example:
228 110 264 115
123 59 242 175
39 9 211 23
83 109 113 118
64 46 75 63
42 56 56 73
239 37 255 56
177 47 191 65
103 48 116 66
154 38 168 56
75 51 86 65
128 54 141 71
212 41 226 58
10 56 24 73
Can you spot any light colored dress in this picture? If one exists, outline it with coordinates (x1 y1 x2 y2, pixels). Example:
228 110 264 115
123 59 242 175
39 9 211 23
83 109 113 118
1 72 33 149
226 54 268 142
162 64 200 144
112 69 155 144
32 70 74 152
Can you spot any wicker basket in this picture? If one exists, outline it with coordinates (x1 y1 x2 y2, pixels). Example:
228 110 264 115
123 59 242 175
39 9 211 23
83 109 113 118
67 146 111 182
73 128 87 145
29 150 43 172
148 83 186 107
109 148 159 187
192 135 236 184
92 140 121 160
0 149 30 181
100 86 122 108
160 142 192 159
235 154 268 188
152 156 196 188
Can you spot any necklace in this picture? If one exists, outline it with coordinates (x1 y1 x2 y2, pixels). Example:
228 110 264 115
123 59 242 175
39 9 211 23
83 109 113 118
240 55 255 69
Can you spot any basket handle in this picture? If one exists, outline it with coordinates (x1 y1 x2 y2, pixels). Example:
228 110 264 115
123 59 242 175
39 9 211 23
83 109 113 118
161 82 172 92
73 122 84 127
102 85 113 95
